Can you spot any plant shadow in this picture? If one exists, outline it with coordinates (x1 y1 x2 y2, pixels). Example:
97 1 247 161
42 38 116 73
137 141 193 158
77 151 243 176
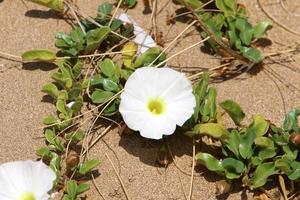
22 62 57 71
118 129 193 167
25 9 63 19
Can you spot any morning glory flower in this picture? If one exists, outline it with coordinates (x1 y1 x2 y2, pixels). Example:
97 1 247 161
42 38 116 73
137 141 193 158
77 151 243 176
0 160 56 200
117 13 156 54
119 67 196 139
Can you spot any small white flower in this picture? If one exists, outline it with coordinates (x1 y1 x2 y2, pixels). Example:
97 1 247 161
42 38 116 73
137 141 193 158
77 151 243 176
117 13 156 54
0 160 56 200
119 67 196 139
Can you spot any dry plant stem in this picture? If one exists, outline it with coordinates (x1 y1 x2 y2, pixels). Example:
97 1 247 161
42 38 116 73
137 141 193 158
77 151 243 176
81 125 112 156
166 142 200 177
109 0 123 27
81 96 117 162
188 63 231 80
257 0 300 37
91 173 106 200
149 20 197 67
156 36 210 68
179 0 250 64
151 0 158 41
188 138 195 200
106 153 131 200
279 174 288 200
65 2 86 35
178 174 188 200
0 51 22 61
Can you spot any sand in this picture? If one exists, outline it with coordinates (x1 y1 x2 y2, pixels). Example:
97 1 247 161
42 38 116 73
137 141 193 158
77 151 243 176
0 0 300 199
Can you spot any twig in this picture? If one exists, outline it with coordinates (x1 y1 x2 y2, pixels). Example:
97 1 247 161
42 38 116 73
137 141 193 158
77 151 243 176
188 138 195 200
91 173 106 200
106 153 131 200
65 2 86 35
279 174 288 200
156 36 210 68
178 174 188 200
81 125 112 156
188 63 231 80
109 0 123 27
149 20 197 67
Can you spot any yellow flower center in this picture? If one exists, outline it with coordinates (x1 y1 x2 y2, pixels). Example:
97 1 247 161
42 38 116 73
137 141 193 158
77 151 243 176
147 98 165 115
20 192 36 200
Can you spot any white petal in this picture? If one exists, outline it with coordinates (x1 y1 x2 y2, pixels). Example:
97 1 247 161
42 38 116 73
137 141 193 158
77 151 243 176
0 160 56 199
120 67 196 140
122 67 159 99
31 161 56 198
117 13 156 54
139 116 177 139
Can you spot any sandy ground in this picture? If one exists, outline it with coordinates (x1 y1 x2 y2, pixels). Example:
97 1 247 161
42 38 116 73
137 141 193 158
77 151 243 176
0 0 300 199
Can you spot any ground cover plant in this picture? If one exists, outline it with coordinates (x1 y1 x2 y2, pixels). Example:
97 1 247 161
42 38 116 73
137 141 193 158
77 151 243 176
0 0 300 199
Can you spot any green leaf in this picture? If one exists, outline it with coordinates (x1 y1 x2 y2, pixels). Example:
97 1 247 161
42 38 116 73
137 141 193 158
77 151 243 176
200 87 217 122
258 148 276 161
253 21 272 38
134 47 166 68
65 130 85 142
251 162 277 189
272 133 289 146
194 72 209 101
86 26 111 52
240 47 262 63
78 159 100 175
282 145 298 160
192 72 209 122
224 0 237 11
90 75 119 92
77 183 90 194
283 109 300 133
225 130 240 158
42 83 59 98
249 115 269 137
102 78 119 92
120 0 137 8
122 42 138 69
27 0 64 11
255 137 274 148
195 152 224 173
43 115 58 125
98 3 113 18
288 161 300 180
275 158 292 174
239 128 256 159
45 129 55 144
49 153 61 173
36 147 52 158
185 0 203 9
222 158 245 179
22 49 56 62
99 58 115 77
220 100 245 125
66 180 77 199
194 123 229 138
91 90 114 104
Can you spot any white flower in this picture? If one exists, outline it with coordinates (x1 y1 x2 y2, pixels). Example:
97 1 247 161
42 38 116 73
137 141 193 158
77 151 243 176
0 160 56 200
117 13 156 54
119 67 196 139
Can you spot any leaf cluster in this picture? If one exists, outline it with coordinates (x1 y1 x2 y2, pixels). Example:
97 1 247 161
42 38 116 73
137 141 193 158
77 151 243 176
187 74 300 190
181 0 272 63
26 2 167 197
